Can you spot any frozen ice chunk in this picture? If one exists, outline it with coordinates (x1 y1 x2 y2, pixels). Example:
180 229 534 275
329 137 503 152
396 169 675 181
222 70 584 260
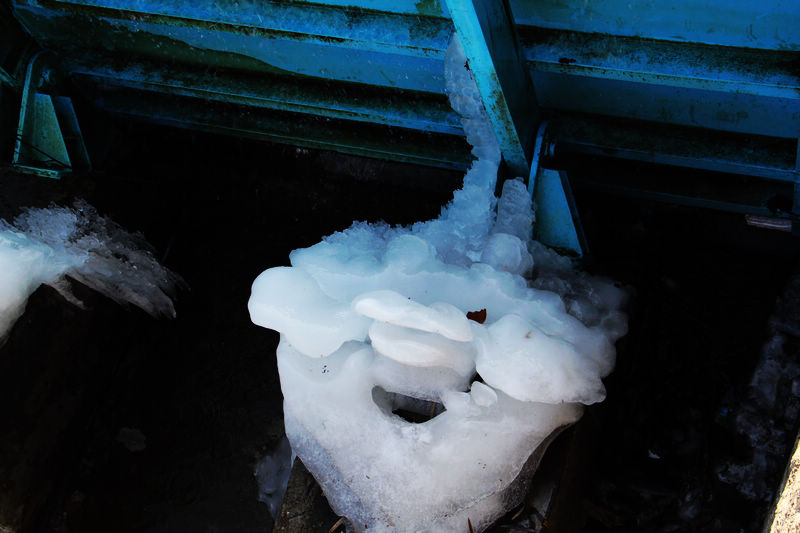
0 201 182 342
493 178 534 241
0 228 83 338
353 290 472 341
476 314 609 404
278 341 583 533
530 242 629 341
370 355 471 403
248 32 627 533
255 435 295 519
480 232 533 276
470 381 498 407
383 234 437 272
368 321 475 377
248 267 370 357
444 35 501 166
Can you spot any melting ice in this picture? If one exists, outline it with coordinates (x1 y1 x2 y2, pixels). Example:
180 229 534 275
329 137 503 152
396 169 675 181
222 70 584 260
248 36 627 532
0 200 181 342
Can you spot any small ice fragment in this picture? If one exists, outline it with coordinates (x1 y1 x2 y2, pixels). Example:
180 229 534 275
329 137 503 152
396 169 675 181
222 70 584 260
492 178 534 241
255 435 295 519
470 381 498 407
480 232 533 275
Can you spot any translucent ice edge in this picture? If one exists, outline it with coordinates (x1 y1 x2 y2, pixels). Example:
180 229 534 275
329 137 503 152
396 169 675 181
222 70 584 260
255 434 296 520
0 200 182 342
248 34 628 532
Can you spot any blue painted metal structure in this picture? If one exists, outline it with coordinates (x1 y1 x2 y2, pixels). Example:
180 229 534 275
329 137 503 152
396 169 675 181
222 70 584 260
12 50 91 177
445 0 538 178
0 1 36 160
5 0 800 251
527 121 587 254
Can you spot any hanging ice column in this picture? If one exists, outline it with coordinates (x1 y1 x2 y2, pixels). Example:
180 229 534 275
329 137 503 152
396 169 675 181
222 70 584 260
248 32 627 533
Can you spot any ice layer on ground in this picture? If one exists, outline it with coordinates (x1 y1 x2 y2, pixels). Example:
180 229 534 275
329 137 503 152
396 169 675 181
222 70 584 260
249 35 627 532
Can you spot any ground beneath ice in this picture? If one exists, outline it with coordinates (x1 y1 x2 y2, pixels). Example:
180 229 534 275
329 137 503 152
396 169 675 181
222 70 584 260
1 116 799 533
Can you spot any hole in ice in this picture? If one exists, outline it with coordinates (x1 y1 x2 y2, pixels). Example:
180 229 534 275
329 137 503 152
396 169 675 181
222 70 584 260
371 386 445 424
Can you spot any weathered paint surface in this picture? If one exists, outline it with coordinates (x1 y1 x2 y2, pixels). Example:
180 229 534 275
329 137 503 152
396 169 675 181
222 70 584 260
69 62 462 135
522 29 800 99
85 82 472 169
534 71 800 139
13 0 799 132
445 0 538 177
556 117 799 183
511 0 800 51
49 0 452 57
18 2 450 91
8 0 800 179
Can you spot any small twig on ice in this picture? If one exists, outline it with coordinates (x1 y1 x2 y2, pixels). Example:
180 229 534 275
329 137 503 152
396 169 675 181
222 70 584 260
329 516 346 532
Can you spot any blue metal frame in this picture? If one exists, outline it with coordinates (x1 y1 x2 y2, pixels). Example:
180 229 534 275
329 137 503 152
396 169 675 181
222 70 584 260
444 0 538 178
527 122 586 255
13 51 91 178
7 0 800 242
445 0 583 254
511 0 800 51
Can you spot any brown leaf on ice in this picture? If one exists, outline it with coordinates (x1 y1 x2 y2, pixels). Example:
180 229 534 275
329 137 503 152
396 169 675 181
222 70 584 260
467 309 487 324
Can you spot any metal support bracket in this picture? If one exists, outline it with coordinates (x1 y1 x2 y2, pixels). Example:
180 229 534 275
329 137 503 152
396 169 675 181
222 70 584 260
12 51 91 179
445 0 585 256
528 123 587 256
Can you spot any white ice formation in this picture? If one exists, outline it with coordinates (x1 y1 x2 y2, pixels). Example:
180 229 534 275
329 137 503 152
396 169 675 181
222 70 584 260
248 36 627 532
0 200 181 342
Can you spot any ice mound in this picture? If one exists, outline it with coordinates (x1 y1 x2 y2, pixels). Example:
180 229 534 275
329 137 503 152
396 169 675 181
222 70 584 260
248 35 627 532
0 200 182 342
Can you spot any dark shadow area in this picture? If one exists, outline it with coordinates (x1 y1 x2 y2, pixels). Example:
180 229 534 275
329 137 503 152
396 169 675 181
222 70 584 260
1 112 799 533
571 162 800 532
0 113 459 533
371 386 446 424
